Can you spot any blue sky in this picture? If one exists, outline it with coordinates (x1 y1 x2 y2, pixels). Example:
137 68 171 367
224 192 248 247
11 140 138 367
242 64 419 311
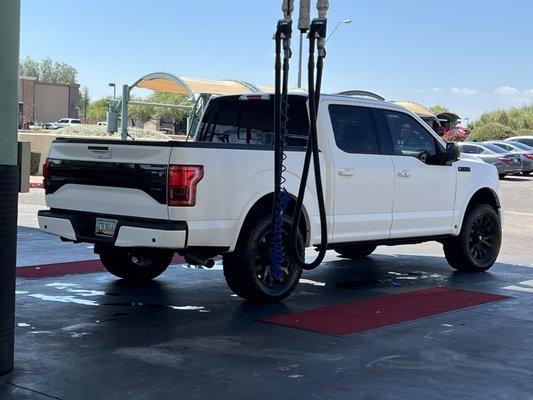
20 0 533 120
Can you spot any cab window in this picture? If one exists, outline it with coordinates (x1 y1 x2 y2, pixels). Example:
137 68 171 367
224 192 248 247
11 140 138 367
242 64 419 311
383 110 440 164
197 95 309 147
328 105 381 155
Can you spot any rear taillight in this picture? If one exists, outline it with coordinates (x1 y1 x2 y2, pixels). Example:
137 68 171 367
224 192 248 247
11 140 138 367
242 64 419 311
497 156 513 164
524 153 533 160
168 165 204 207
42 158 50 191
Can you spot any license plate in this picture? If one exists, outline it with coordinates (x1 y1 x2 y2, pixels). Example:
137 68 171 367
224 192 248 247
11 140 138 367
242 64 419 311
95 218 118 237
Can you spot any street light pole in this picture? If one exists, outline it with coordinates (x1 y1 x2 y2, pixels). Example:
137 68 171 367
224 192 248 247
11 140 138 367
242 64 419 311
0 0 20 376
325 19 352 43
108 82 116 99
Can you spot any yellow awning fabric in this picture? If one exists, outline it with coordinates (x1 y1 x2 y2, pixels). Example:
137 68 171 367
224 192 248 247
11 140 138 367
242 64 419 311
395 101 436 119
181 77 256 95
132 73 259 98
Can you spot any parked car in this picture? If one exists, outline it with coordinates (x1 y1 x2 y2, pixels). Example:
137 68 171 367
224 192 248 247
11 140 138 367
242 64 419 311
458 142 522 179
55 118 82 128
38 93 503 301
506 136 533 147
485 140 533 175
97 121 107 127
41 122 59 130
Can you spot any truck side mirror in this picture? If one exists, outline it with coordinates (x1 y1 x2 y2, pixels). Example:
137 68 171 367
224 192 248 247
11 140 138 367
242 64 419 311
446 142 460 163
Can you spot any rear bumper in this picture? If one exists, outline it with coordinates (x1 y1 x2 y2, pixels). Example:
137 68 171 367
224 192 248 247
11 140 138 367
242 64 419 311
500 164 523 175
38 209 187 249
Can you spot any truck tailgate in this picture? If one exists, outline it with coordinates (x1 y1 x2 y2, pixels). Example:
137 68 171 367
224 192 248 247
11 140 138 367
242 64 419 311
45 139 172 220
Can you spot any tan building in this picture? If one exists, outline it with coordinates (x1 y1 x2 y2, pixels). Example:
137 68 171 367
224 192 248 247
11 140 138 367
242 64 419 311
18 77 80 127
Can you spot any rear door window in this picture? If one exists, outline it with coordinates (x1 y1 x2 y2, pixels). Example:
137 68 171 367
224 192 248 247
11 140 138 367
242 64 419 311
328 105 381 154
483 144 507 154
197 95 309 147
460 145 476 154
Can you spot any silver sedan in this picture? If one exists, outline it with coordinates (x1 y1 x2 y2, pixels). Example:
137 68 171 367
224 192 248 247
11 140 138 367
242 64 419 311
458 142 523 179
485 140 533 175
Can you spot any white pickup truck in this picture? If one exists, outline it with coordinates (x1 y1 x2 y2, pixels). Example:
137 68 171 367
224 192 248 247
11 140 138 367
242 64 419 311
38 93 502 301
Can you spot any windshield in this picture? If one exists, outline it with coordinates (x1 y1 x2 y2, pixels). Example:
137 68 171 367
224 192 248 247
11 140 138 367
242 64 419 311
508 141 532 150
197 95 309 147
482 144 507 154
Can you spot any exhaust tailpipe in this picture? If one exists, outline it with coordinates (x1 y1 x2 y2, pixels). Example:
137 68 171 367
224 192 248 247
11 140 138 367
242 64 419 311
184 253 215 269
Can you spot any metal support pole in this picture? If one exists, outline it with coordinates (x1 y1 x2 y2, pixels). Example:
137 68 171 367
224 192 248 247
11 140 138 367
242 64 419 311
0 0 20 376
120 84 129 140
297 32 304 88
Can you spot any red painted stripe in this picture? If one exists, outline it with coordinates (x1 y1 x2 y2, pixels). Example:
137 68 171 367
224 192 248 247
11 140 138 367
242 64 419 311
29 182 44 189
17 259 105 278
263 287 511 336
17 254 186 278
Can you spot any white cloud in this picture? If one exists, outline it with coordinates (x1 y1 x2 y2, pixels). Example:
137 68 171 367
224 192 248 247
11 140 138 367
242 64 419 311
494 86 519 96
431 87 443 92
450 87 478 96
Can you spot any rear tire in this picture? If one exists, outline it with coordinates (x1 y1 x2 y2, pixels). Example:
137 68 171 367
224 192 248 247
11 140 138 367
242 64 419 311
499 174 506 180
443 204 501 272
99 246 173 281
333 244 377 259
523 171 532 176
223 215 304 302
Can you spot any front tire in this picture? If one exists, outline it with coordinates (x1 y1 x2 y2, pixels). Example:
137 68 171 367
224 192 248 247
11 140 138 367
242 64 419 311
99 246 173 281
443 204 501 272
223 215 304 302
333 244 377 259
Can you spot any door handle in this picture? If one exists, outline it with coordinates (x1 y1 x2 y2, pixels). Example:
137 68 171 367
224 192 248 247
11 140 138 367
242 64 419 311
338 168 354 177
397 169 411 178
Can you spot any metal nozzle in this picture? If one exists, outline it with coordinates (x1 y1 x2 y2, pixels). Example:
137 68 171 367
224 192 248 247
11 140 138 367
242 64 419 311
298 0 311 32
316 0 329 19
282 0 294 19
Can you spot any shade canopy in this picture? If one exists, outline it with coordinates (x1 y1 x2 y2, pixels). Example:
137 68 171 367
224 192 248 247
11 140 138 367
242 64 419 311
437 112 460 122
131 73 261 98
395 101 436 119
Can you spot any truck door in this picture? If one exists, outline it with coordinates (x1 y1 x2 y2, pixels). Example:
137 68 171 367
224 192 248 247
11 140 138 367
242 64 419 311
326 104 395 243
380 109 456 238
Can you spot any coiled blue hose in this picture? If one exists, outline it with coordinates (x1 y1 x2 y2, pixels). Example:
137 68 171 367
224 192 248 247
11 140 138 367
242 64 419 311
269 90 291 280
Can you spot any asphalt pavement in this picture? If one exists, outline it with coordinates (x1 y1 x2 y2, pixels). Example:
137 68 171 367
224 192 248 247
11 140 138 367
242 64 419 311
3 175 532 400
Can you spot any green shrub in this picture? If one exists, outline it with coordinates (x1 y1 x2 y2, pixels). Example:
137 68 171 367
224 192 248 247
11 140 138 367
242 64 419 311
468 123 516 142
471 105 533 131
30 151 41 175
517 129 533 136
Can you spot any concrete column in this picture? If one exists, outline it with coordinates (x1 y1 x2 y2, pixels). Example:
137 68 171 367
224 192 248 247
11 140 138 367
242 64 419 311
0 0 20 376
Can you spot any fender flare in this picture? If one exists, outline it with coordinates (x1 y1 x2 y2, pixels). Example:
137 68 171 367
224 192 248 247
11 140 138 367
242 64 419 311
456 186 501 233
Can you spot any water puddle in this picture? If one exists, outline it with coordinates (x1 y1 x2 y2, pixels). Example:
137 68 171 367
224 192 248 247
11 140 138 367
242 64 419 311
28 293 99 306
102 302 208 312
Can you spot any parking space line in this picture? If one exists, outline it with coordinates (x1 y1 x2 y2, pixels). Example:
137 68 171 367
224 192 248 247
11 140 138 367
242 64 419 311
506 211 533 217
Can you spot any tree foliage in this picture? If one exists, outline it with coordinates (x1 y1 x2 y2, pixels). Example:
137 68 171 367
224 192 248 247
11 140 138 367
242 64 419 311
87 98 110 121
148 92 192 120
79 86 90 120
429 105 450 115
19 57 78 84
468 123 516 142
128 96 155 125
85 92 193 133
471 105 533 132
